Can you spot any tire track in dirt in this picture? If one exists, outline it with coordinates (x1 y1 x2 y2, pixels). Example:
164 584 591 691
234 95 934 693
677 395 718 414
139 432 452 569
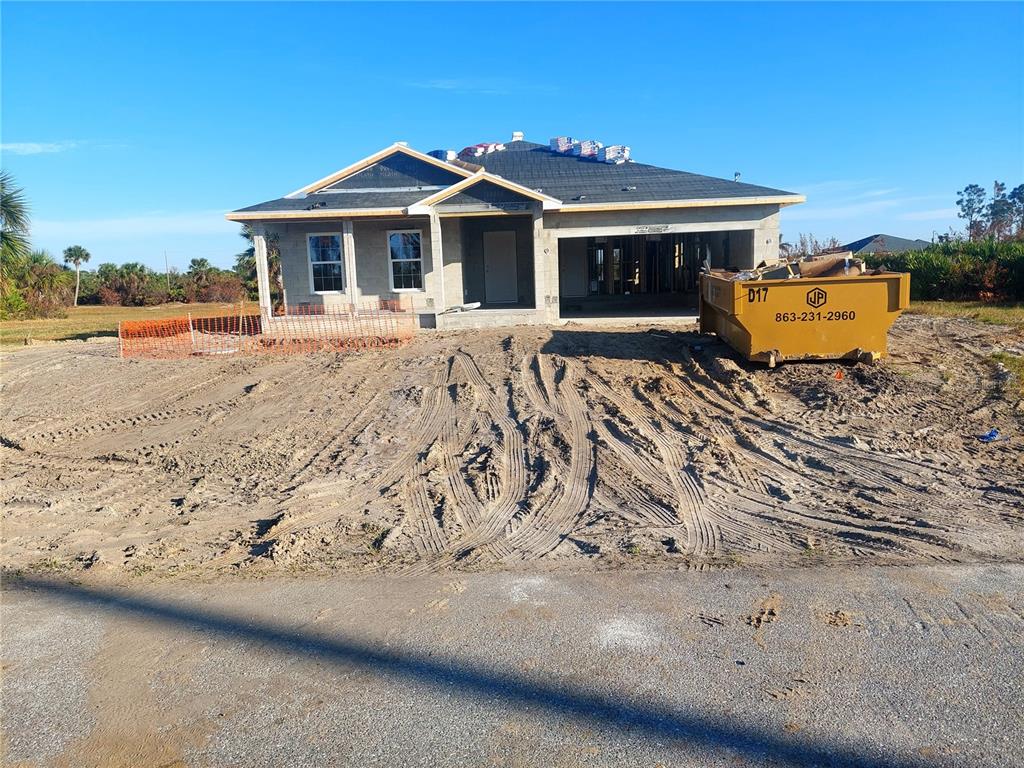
591 420 679 527
200 357 457 570
581 361 719 557
499 356 595 560
274 361 454 535
5 317 1021 575
403 349 530 572
658 351 991 557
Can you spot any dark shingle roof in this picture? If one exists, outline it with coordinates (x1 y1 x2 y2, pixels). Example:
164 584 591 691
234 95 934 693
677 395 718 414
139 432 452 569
231 140 799 215
468 141 796 204
325 153 465 190
234 189 427 214
442 179 537 206
842 234 932 254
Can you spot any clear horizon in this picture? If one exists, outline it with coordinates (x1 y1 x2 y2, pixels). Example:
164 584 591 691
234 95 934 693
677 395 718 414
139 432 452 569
3 1 1022 272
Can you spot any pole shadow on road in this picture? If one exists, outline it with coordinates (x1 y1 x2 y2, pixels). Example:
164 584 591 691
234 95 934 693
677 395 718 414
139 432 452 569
7 576 924 768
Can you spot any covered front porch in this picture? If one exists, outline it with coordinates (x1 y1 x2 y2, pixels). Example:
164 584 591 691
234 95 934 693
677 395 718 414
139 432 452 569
248 205 554 330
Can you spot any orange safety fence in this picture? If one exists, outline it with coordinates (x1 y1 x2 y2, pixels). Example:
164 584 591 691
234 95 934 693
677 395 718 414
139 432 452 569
119 301 417 359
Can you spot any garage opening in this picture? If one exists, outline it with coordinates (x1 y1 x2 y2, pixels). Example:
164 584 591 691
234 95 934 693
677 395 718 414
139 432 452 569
557 231 754 318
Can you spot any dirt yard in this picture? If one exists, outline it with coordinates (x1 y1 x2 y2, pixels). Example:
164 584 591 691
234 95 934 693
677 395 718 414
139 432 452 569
2 316 1022 578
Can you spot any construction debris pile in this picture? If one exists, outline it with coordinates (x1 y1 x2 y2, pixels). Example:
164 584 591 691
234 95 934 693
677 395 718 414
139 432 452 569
704 252 871 282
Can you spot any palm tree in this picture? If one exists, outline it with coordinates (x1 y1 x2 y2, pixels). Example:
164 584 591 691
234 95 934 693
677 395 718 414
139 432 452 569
63 244 91 306
1 170 31 292
235 224 283 308
22 250 72 310
188 257 212 274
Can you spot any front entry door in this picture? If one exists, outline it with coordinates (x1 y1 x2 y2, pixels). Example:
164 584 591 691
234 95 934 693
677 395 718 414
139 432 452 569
483 231 518 304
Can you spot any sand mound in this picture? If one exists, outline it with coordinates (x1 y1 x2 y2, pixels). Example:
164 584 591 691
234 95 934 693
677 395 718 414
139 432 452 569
2 316 1022 577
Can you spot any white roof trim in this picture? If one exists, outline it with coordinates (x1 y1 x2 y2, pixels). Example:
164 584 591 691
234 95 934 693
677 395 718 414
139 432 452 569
408 170 563 211
554 195 806 213
225 208 411 222
313 185 448 195
284 143 475 199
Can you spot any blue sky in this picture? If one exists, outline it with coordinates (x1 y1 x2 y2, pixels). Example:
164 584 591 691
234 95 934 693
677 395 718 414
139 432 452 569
3 1 1022 271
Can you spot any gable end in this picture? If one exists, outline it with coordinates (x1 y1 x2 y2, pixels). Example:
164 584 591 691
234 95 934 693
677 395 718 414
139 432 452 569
439 179 538 208
324 153 466 191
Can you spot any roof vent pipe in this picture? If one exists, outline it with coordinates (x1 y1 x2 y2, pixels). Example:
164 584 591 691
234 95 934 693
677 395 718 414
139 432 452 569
511 131 524 142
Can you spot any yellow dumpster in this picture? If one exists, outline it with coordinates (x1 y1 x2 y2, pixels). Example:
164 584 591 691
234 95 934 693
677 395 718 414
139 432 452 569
699 270 910 366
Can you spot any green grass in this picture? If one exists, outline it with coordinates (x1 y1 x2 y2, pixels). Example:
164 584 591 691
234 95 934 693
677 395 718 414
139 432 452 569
0 302 259 348
907 301 1024 329
992 352 1024 396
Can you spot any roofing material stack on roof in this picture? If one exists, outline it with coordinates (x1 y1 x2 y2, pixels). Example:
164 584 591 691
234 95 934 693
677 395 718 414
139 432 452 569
571 139 604 158
598 145 631 164
460 142 505 158
549 136 575 153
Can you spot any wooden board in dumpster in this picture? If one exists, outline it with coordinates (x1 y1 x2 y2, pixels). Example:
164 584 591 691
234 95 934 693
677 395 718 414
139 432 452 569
699 269 911 366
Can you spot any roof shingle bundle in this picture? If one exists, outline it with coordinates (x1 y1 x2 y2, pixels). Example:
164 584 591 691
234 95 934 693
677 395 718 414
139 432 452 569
460 142 505 158
598 145 631 164
572 139 604 158
549 136 575 153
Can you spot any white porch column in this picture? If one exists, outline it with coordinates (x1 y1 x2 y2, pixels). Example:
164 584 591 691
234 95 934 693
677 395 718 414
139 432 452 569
342 219 358 309
253 227 273 321
428 210 446 327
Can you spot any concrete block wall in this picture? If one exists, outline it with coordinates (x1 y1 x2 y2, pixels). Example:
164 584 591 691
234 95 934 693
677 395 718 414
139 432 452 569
440 218 464 309
271 217 437 313
350 218 436 311
265 200 785 327
533 210 561 321
753 210 782 266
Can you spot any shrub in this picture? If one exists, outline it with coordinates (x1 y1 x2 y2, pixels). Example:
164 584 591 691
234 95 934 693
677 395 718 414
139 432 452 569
197 272 245 303
0 287 30 320
866 238 1024 301
98 286 123 305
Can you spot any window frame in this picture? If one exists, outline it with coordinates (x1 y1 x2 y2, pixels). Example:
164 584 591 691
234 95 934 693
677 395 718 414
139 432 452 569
306 232 346 295
386 229 425 293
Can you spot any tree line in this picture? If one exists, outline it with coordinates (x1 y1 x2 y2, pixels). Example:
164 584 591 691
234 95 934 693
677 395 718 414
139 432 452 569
1 171 264 320
956 181 1024 241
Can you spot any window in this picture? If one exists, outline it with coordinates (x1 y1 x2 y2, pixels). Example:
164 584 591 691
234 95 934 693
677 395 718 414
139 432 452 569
388 230 423 291
308 233 345 293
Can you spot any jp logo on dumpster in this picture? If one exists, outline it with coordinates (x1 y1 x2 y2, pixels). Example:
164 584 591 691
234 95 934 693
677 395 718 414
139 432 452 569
806 287 828 308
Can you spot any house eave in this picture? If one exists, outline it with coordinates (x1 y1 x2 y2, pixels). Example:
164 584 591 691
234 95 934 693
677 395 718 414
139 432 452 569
225 208 411 222
552 195 806 214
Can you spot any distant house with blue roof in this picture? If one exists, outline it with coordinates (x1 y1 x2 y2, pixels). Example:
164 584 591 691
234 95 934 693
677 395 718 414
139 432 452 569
842 234 932 256
227 132 804 326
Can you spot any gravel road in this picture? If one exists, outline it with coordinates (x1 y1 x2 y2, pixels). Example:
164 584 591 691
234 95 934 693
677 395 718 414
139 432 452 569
3 563 1022 767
